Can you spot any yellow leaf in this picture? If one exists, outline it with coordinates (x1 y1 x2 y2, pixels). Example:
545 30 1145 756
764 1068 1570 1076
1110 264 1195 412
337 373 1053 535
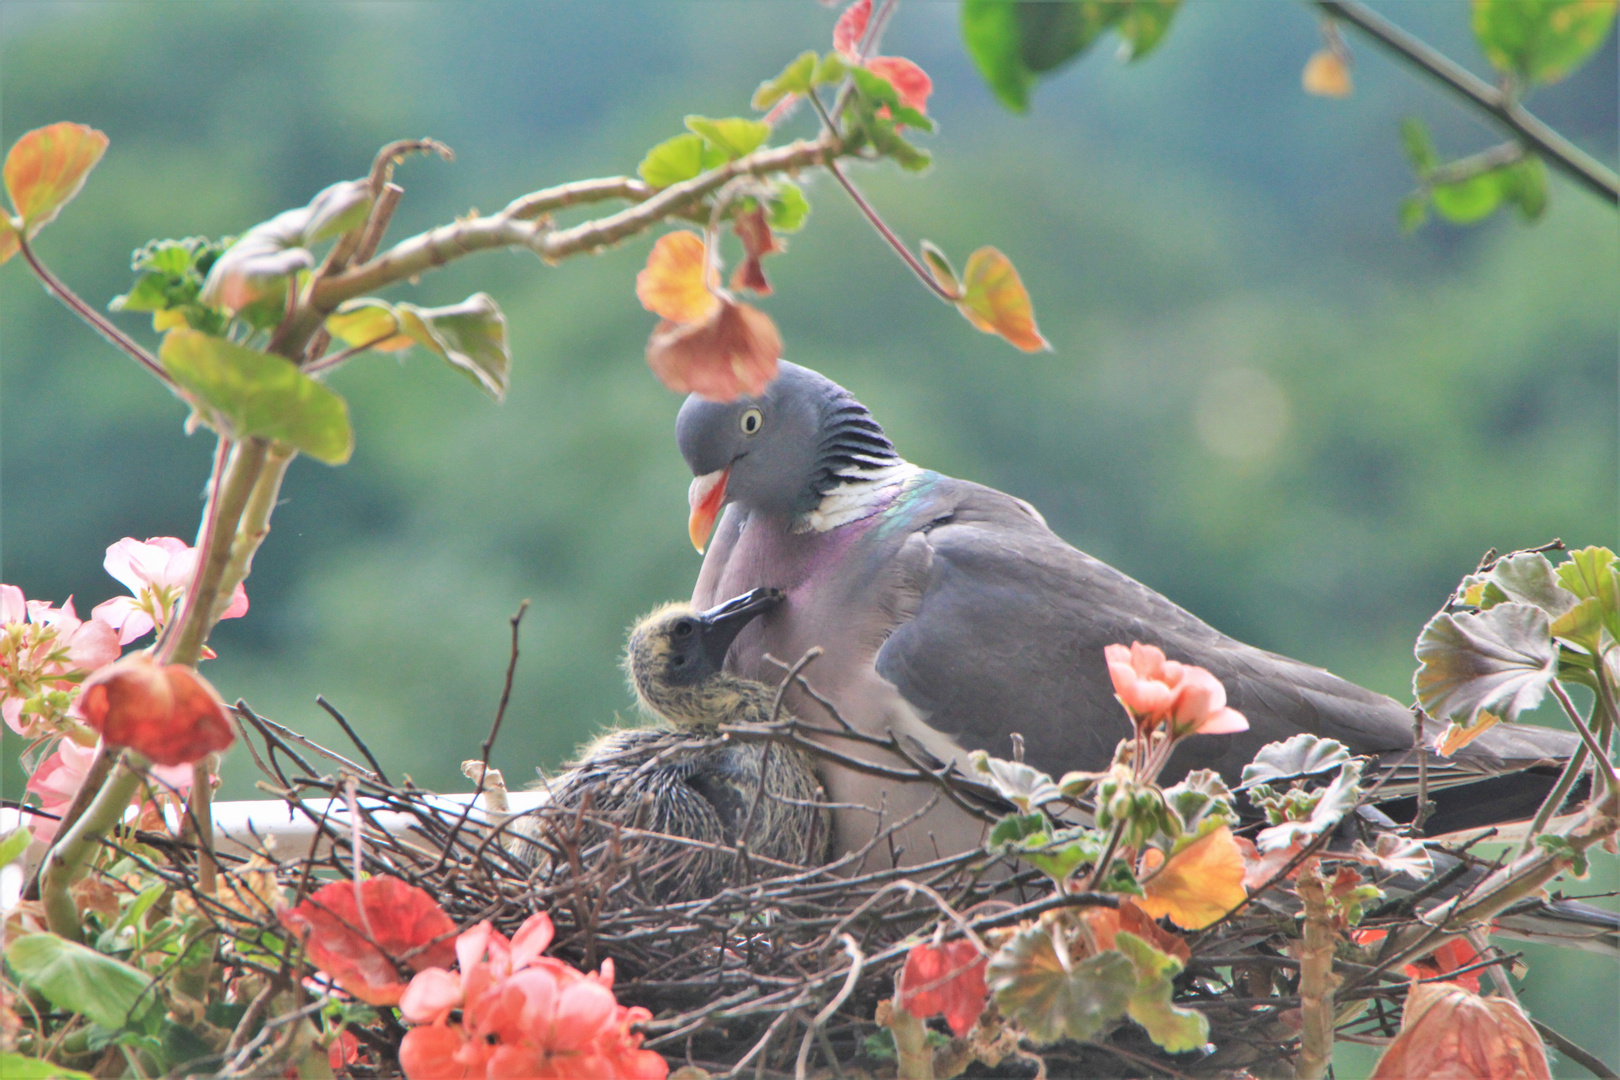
1436 710 1502 757
3 122 109 233
1302 50 1353 97
956 246 1050 352
0 216 17 266
327 300 414 352
636 230 720 324
1137 824 1247 930
151 309 188 332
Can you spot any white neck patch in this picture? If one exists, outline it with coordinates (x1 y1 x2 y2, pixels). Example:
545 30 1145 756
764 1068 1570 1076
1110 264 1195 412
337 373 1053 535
796 460 922 533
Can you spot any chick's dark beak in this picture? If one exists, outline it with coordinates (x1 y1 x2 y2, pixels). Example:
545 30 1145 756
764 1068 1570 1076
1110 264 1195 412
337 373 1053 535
697 588 784 671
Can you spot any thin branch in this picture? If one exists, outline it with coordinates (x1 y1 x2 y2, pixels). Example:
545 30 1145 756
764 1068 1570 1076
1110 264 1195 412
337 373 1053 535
1315 0 1619 204
15 234 174 386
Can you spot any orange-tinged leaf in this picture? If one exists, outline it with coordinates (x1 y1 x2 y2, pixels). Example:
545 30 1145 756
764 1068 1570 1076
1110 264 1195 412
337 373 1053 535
646 298 781 401
1302 50 1353 97
3 122 109 233
1081 898 1191 963
637 230 720 324
957 246 1050 352
1436 709 1502 756
867 56 934 114
835 0 872 58
0 216 17 266
1371 981 1550 1080
1138 825 1247 930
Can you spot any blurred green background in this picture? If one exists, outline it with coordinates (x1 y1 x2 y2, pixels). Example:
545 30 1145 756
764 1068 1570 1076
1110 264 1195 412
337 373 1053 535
2 1 1615 1070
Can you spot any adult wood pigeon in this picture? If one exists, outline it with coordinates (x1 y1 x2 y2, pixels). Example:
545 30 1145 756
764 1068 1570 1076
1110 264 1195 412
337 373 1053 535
676 362 1581 863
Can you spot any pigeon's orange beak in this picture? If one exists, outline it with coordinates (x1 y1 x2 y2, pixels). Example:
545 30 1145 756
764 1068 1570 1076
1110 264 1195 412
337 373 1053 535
688 467 730 554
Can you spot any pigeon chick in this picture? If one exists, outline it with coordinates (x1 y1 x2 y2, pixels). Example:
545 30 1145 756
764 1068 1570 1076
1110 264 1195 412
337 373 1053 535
508 588 829 901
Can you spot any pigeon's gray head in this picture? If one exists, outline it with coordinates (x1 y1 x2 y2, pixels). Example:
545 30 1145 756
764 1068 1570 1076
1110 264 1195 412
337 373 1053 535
675 362 897 551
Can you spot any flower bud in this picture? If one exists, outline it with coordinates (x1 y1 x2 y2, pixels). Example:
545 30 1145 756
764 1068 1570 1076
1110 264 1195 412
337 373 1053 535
77 655 234 766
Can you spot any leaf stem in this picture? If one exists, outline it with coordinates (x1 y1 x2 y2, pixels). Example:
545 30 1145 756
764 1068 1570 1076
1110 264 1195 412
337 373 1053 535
1315 0 1619 204
1516 740 1590 857
14 234 174 387
822 157 958 303
1550 679 1619 793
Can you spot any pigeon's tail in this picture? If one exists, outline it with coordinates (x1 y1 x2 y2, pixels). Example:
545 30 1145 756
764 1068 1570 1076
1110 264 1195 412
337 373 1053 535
1493 895 1620 956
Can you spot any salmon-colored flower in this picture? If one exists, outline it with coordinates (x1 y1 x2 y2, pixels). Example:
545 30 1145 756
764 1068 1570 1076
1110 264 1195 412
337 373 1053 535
898 939 987 1037
1 586 121 737
398 912 667 1080
21 736 194 844
1104 642 1248 739
281 877 459 1006
1370 981 1550 1080
92 537 248 645
76 655 234 767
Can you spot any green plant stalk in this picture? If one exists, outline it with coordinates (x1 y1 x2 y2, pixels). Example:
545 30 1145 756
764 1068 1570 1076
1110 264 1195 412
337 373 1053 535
1550 679 1619 794
166 437 272 667
1295 861 1339 1080
38 750 146 941
211 442 295 625
1516 740 1589 857
22 741 113 901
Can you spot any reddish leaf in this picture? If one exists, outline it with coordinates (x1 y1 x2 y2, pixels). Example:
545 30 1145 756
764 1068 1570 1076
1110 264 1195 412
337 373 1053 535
1404 937 1485 994
1082 898 1191 964
729 206 780 295
899 939 987 1037
1137 825 1248 930
636 231 719 324
646 299 781 402
0 217 17 267
3 122 108 233
1371 981 1550 1079
867 56 934 114
76 656 234 767
957 247 1050 352
834 0 871 58
281 877 458 1006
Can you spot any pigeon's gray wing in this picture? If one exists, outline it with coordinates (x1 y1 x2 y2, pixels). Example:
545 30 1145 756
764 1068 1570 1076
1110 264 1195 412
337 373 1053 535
873 479 1577 829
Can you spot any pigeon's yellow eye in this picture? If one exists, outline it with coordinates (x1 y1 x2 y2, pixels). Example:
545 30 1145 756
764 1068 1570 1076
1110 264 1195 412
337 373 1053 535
740 408 763 435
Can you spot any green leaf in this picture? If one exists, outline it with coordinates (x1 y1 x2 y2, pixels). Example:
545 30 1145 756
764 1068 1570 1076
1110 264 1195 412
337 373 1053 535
962 0 1036 111
395 293 512 401
325 298 412 353
1399 117 1439 175
1018 826 1098 882
6 933 155 1030
768 182 810 233
968 750 1060 812
637 133 728 189
989 812 1048 847
1255 759 1365 852
684 116 770 159
0 826 32 866
753 51 818 110
849 65 902 110
987 924 1134 1044
303 179 373 242
1461 551 1577 618
1116 0 1182 60
813 51 850 86
0 1054 94 1079
1503 156 1549 220
159 329 354 464
1554 546 1620 644
1161 769 1235 829
1115 931 1208 1052
1415 603 1558 725
1536 833 1591 878
1239 733 1350 788
1431 170 1506 224
1472 0 1617 84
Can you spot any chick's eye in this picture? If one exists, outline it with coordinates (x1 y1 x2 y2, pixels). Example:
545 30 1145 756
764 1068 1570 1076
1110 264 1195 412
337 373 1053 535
740 408 763 435
673 620 694 638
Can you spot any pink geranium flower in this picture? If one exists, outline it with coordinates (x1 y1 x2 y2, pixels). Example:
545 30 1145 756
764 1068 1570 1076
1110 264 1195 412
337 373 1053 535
22 736 192 844
92 537 248 646
1105 642 1248 739
2 585 121 737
